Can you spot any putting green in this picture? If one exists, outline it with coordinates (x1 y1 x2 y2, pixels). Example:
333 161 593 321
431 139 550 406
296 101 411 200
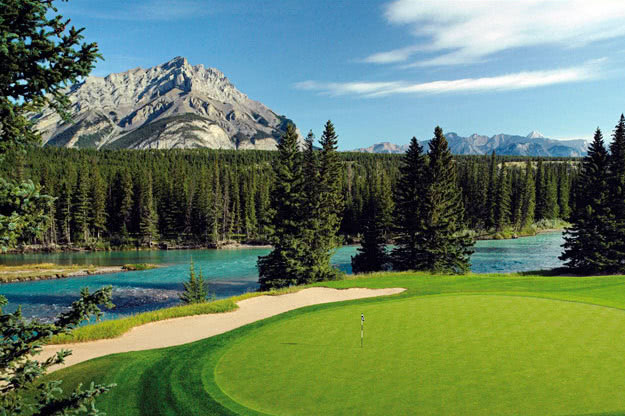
215 295 625 415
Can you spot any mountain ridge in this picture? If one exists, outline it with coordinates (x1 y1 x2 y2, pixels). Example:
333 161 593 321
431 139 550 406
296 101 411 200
353 132 588 157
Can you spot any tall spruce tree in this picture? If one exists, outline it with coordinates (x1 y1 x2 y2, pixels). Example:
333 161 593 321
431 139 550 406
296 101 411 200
560 128 611 272
420 127 474 273
90 168 107 240
391 137 429 270
606 115 625 272
494 161 511 231
313 120 344 281
72 167 90 243
300 131 325 283
485 151 498 229
257 124 305 290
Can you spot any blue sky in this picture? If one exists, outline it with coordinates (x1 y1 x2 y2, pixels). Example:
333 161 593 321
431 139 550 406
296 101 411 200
57 0 625 150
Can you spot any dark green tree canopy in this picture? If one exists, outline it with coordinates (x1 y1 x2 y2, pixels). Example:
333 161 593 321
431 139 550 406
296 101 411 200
561 127 611 273
1 0 100 151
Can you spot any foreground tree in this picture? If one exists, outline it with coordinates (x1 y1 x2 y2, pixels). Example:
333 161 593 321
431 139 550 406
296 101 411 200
307 121 343 282
0 0 100 250
391 137 428 271
0 287 114 415
560 128 611 272
257 124 305 290
420 127 474 273
179 260 209 304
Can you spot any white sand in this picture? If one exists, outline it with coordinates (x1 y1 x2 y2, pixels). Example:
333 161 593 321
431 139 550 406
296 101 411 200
42 287 405 371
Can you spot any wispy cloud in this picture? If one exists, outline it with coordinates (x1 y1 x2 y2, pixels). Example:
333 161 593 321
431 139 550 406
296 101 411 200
67 0 209 21
296 60 602 97
365 0 625 66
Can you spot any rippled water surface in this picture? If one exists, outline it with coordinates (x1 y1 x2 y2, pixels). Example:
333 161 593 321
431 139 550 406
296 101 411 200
0 232 564 320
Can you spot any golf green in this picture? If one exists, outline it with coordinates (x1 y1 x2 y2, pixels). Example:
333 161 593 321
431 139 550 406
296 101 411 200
215 295 625 415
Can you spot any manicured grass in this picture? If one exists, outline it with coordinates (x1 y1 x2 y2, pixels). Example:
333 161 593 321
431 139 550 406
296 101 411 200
217 295 625 415
43 272 625 415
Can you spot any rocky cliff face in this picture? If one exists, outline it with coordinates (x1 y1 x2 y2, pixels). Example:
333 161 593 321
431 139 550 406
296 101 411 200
33 56 295 150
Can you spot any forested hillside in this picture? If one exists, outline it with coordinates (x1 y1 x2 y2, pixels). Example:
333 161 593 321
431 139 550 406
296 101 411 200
1 148 577 250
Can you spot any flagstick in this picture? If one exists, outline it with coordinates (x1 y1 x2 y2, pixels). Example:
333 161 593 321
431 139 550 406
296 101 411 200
361 313 364 348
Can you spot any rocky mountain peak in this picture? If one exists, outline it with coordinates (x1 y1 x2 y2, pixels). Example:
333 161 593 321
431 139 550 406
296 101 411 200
33 57 296 150
526 130 545 139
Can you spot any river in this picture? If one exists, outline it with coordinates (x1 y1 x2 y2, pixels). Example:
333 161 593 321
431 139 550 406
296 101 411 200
0 232 565 321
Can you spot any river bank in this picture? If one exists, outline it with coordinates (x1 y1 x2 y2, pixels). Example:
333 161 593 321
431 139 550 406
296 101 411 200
9 229 564 255
0 263 158 284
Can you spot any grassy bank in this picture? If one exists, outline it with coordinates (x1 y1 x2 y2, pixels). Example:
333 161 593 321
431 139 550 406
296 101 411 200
45 271 625 415
473 218 569 240
50 286 301 344
0 263 159 283
0 263 98 283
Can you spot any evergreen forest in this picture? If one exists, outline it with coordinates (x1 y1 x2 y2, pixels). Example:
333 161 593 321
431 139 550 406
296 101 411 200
0 139 578 251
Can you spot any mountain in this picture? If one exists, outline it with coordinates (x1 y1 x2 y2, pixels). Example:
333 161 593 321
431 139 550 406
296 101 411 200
32 56 295 150
353 132 588 157
352 142 410 154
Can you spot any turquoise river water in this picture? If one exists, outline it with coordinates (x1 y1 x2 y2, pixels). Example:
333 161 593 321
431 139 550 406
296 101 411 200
0 232 564 321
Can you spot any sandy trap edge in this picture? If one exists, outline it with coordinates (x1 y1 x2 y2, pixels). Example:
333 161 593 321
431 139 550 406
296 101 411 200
42 287 406 371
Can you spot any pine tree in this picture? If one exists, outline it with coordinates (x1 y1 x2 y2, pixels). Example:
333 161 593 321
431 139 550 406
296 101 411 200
605 115 625 272
56 179 72 244
391 137 429 271
534 159 546 221
494 161 511 231
137 171 158 246
560 128 611 272
544 170 559 220
179 260 209 304
257 124 306 290
313 120 344 281
519 160 536 230
72 167 91 243
116 169 134 239
300 131 325 282
557 165 571 220
485 151 498 229
420 127 474 273
90 168 107 240
211 160 222 244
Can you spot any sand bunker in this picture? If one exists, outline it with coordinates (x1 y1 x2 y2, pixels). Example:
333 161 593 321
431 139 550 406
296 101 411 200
42 287 405 371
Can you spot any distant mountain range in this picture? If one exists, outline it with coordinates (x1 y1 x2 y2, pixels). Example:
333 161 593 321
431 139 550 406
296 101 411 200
352 131 588 157
32 56 296 150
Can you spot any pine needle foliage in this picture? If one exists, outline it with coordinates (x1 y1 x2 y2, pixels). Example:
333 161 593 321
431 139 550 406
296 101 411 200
420 127 475 273
179 260 209 304
560 128 611 273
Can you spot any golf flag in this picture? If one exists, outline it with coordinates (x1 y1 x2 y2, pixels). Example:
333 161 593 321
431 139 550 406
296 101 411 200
361 313 364 348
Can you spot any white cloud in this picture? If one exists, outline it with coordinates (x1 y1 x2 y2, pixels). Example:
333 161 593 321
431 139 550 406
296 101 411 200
295 60 601 97
366 0 625 66
362 46 421 64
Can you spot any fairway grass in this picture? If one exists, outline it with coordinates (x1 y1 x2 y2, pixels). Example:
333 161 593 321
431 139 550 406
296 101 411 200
43 272 625 415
